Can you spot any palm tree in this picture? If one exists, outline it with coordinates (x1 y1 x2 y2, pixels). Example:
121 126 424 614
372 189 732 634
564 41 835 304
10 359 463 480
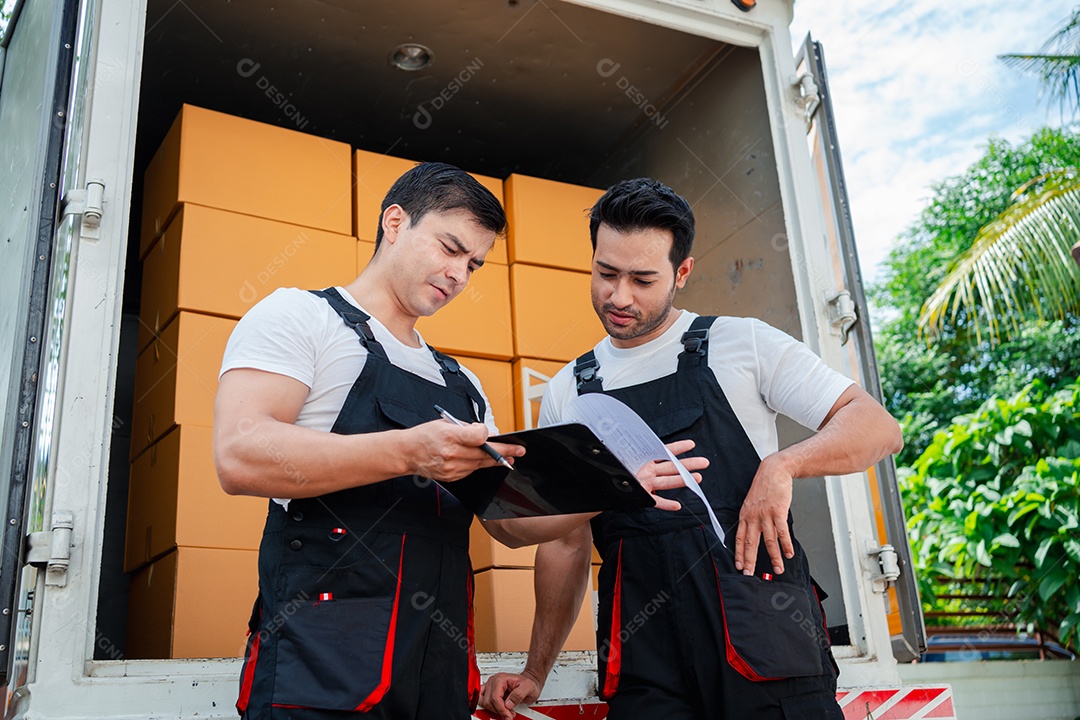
919 170 1080 345
918 11 1080 344
1000 8 1080 119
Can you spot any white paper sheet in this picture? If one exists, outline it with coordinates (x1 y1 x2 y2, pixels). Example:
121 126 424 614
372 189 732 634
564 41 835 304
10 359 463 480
563 393 726 547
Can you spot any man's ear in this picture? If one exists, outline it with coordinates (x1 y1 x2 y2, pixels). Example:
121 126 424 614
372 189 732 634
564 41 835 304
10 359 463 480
381 204 409 245
675 256 694 289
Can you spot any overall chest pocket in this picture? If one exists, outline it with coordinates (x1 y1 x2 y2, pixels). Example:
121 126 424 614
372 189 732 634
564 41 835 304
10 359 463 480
644 402 706 505
374 396 475 520
376 396 437 430
644 401 705 441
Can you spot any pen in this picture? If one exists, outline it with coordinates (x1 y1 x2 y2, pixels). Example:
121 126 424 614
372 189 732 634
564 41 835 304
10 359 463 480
433 404 515 470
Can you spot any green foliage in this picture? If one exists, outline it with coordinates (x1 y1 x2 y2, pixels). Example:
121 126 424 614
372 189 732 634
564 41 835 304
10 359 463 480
879 316 1080 466
901 379 1080 649
873 127 1080 463
874 127 1080 339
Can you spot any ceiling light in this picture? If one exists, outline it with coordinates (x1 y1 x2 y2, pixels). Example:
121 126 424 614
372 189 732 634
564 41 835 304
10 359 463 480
389 44 434 71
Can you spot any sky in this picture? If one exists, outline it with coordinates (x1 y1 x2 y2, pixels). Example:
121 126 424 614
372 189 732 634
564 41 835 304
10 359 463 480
789 0 1072 285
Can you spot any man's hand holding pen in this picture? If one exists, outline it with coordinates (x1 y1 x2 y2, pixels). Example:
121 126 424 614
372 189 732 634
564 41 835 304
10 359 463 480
403 419 525 482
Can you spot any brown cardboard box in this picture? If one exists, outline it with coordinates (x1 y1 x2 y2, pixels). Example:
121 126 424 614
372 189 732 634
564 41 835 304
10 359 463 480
131 311 235 460
356 238 376 275
504 175 602 272
510 264 605 362
141 104 352 256
473 568 595 652
138 204 356 350
353 149 507 265
126 546 259 659
457 357 514 433
125 425 266 572
469 518 535 573
416 264 514 360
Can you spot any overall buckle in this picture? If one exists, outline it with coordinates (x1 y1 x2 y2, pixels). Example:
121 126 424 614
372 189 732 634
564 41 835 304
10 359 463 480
575 357 602 389
681 328 708 356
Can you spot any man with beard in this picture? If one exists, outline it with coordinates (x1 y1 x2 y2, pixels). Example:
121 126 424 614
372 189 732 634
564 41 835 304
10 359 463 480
480 178 903 720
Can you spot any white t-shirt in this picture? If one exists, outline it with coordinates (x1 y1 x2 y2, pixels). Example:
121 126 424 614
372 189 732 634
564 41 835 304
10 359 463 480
219 287 498 505
538 310 853 460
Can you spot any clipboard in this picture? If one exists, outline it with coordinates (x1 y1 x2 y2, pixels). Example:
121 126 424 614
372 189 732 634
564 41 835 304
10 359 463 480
437 423 656 519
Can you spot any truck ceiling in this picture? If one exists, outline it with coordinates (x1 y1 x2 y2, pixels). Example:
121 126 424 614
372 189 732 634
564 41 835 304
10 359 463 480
136 0 730 185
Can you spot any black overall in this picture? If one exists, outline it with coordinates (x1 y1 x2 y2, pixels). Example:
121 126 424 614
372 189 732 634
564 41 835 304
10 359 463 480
236 289 484 720
574 316 843 720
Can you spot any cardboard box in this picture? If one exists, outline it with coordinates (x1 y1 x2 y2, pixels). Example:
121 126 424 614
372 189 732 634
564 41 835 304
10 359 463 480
353 149 507 264
504 175 602 272
126 546 259 659
510 264 605 362
141 104 352 255
457 357 514 434
138 204 356 350
473 567 595 652
356 238 376 275
510 357 569 431
469 518 536 572
125 425 267 572
130 311 235 460
416 264 513 360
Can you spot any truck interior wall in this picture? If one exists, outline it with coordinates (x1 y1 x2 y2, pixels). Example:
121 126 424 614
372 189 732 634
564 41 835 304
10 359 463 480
101 1 850 658
95 314 137 659
586 46 847 637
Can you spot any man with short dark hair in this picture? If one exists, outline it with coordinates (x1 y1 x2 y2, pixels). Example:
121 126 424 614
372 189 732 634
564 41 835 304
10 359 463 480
481 178 903 720
215 165 697 720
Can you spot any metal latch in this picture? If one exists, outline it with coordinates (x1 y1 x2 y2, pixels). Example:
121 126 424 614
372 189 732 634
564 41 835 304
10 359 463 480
26 511 74 587
793 73 820 128
866 543 900 594
825 290 857 345
61 177 105 237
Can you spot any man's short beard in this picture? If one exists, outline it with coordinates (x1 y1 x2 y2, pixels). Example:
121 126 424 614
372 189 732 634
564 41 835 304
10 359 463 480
595 283 677 341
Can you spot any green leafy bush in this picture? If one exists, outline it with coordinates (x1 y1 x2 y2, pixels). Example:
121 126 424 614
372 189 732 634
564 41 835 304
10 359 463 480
901 378 1080 649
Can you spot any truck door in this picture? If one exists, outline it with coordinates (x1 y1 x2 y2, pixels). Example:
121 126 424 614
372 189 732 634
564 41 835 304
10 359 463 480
0 0 90 688
795 35 927 662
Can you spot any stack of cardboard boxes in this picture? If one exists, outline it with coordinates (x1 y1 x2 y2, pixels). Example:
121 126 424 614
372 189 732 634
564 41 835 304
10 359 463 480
126 105 356 658
127 105 605 658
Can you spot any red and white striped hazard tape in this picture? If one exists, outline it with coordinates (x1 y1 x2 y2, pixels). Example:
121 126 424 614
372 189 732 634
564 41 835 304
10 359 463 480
837 686 955 719
473 685 955 720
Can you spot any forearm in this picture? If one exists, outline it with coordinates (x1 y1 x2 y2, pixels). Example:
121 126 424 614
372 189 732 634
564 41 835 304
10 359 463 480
770 393 902 479
215 419 411 498
522 524 593 684
483 513 596 548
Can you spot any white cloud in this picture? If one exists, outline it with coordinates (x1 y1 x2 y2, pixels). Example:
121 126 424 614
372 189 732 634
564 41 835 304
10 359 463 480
790 0 1068 284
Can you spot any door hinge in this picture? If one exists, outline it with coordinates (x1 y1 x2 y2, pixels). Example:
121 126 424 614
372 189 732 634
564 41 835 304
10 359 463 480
866 542 901 594
25 511 74 587
60 177 105 239
825 289 857 345
793 73 820 129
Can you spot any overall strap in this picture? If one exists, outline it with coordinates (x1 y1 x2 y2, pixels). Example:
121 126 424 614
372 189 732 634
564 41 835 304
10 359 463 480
678 315 717 370
309 288 389 362
573 350 604 394
430 348 488 423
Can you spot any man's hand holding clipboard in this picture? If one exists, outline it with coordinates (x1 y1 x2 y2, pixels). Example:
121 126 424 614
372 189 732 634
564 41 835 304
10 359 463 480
435 394 711 526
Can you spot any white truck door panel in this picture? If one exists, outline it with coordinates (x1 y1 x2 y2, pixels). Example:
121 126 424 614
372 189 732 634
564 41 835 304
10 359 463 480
0 0 82 689
795 34 926 663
